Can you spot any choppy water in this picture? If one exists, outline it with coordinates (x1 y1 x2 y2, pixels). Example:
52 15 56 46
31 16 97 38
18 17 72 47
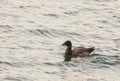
0 0 120 81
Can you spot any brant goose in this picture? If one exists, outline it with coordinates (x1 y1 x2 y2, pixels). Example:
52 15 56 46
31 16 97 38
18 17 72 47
62 40 94 60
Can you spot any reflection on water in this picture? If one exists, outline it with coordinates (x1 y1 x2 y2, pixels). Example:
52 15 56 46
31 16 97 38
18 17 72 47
64 54 72 61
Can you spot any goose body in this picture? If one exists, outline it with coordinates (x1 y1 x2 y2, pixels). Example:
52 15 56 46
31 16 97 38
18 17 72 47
62 40 94 57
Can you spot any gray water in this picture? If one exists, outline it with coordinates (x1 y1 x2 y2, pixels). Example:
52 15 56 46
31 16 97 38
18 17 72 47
0 0 120 81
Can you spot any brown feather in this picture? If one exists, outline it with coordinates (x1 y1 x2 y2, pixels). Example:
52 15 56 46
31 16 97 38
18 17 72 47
62 40 94 57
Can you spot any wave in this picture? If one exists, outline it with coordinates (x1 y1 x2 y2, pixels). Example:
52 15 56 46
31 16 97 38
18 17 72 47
0 25 13 33
25 28 80 38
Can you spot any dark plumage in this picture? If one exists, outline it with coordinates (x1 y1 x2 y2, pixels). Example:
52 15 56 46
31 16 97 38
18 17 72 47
62 40 94 57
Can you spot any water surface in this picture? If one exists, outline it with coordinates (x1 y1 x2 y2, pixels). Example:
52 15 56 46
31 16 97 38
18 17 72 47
0 0 120 81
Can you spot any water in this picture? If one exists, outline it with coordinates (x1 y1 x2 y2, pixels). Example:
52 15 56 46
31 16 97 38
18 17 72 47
0 0 120 81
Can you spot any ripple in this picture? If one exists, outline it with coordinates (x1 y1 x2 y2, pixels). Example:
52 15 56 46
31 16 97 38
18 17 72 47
94 0 116 2
64 11 79 16
0 25 13 33
0 61 12 66
0 13 21 18
44 61 79 67
60 54 120 69
114 39 120 48
87 79 99 81
25 28 80 38
90 54 120 67
4 77 31 81
18 46 32 50
62 62 78 67
43 13 59 18
44 62 56 66
0 61 42 67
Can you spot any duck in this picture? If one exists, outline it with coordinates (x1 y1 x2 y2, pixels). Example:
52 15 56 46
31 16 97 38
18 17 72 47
62 40 94 57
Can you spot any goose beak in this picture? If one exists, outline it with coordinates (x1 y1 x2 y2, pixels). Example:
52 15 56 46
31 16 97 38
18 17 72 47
61 43 65 46
62 43 65 46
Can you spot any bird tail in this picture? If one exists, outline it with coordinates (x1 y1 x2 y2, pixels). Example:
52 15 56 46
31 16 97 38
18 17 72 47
87 47 95 53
